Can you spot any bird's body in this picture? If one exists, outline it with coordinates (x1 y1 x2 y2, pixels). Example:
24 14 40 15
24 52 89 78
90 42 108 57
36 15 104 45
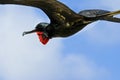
0 0 120 45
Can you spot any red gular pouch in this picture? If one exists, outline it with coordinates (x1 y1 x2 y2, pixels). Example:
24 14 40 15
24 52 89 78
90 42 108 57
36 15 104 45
36 32 49 45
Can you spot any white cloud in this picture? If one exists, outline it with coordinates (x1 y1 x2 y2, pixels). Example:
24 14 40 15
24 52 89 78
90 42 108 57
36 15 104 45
62 54 110 80
0 5 109 80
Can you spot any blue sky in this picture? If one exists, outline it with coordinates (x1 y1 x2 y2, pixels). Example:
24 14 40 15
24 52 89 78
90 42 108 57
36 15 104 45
0 0 120 80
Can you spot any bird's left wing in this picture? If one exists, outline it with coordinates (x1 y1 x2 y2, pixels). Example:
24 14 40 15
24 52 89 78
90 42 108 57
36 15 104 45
0 0 80 24
79 9 120 23
79 9 110 17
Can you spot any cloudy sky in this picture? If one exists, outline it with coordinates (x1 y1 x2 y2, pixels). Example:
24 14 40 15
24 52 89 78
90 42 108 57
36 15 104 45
0 0 120 80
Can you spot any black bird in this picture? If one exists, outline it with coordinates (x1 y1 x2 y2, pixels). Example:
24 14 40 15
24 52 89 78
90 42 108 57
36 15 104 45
0 0 120 45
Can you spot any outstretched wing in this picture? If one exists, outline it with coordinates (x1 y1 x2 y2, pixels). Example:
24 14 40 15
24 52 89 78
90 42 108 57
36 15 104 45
0 0 80 24
79 9 120 23
79 9 110 17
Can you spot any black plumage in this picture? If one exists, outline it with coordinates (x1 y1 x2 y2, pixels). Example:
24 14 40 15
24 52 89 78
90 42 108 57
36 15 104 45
0 0 120 44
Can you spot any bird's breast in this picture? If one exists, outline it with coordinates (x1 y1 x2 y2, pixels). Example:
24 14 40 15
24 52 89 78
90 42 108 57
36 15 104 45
53 23 88 37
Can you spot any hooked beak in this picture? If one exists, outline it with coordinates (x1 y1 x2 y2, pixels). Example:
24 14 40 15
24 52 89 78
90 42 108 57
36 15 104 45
22 29 37 36
22 29 49 45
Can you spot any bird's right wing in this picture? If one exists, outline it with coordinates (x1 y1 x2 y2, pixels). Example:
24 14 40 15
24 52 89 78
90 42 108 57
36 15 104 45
98 10 120 17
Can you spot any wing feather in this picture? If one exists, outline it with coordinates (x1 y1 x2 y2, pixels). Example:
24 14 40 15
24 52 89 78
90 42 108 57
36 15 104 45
0 0 80 24
79 9 110 17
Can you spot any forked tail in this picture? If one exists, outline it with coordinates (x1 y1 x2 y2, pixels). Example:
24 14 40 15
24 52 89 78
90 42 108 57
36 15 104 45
99 10 120 23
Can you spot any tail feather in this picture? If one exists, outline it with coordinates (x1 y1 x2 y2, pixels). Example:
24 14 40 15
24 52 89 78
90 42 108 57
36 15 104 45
100 17 120 23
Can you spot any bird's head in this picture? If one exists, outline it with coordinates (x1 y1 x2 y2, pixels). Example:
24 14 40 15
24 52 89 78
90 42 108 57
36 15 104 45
23 22 50 45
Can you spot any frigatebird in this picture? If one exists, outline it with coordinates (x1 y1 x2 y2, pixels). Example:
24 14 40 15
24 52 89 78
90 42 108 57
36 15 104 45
0 0 120 45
